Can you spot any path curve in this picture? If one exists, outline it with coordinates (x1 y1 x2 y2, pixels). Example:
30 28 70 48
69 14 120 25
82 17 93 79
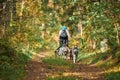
23 51 106 80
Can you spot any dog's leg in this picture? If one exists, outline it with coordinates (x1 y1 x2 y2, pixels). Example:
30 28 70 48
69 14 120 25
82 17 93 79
69 49 73 60
63 52 65 59
64 52 67 59
70 53 73 60
64 51 67 59
73 54 76 63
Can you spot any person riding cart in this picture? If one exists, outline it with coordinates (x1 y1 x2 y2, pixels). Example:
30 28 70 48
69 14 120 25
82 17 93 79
55 26 70 54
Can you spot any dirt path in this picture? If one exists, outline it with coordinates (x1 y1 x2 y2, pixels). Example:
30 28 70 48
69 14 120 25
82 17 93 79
23 51 106 80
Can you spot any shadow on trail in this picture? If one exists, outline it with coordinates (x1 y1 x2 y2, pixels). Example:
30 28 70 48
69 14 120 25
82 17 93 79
23 51 106 80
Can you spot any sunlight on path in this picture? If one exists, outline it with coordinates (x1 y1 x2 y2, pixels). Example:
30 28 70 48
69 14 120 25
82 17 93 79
23 51 106 80
62 71 104 80
32 51 53 62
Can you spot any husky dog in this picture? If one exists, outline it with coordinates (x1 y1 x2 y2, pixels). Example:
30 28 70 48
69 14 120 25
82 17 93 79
59 44 70 59
70 45 78 63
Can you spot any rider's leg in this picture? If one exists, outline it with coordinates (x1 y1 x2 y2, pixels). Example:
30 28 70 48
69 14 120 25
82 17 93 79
65 39 69 47
56 39 63 50
60 39 63 47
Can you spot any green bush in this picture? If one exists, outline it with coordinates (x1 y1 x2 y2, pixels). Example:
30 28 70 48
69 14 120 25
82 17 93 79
46 76 82 80
0 39 29 80
114 46 120 62
42 56 73 67
90 52 109 64
105 71 120 80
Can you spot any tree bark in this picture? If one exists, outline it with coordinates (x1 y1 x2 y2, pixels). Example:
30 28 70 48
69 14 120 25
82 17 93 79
3 1 10 38
20 0 24 21
0 2 3 38
41 23 45 39
12 0 16 21
115 23 120 45
78 22 82 38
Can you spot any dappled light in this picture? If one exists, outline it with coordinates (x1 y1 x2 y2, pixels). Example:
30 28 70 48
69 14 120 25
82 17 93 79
23 51 106 80
0 0 120 80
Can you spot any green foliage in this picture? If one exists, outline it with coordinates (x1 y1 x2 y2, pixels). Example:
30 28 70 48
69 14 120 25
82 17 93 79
42 56 73 67
46 76 81 80
77 52 96 62
112 46 120 62
77 51 113 66
0 55 28 80
91 52 110 64
0 39 30 80
1 65 24 80
115 51 120 62
0 62 25 80
105 71 120 80
0 0 120 80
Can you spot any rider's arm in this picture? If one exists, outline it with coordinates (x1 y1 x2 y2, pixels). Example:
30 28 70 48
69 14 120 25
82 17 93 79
59 30 62 36
58 30 62 39
66 30 71 40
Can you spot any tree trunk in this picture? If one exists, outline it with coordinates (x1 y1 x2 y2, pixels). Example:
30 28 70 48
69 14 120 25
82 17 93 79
3 1 10 38
115 23 120 45
41 23 45 39
92 40 96 49
20 0 24 21
0 2 3 19
78 22 82 38
0 2 3 38
12 0 16 21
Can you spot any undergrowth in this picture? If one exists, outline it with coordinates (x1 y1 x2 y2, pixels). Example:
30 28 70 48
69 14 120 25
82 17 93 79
78 46 120 80
42 56 74 68
46 76 82 80
0 51 30 80
105 71 120 80
0 39 32 80
90 51 110 64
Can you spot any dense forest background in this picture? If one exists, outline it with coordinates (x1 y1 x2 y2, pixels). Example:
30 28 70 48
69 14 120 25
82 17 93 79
0 0 120 80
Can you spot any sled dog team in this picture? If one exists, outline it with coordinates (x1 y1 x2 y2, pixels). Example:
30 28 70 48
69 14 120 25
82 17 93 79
55 45 79 63
55 25 79 63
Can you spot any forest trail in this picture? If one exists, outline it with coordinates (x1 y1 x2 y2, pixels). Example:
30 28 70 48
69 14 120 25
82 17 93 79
23 51 106 80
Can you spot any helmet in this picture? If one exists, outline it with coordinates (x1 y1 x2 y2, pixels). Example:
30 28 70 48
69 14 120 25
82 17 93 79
61 26 67 30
